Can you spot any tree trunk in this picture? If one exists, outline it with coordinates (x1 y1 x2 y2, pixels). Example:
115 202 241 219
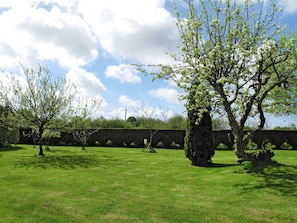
146 130 156 153
184 110 215 166
38 126 44 156
233 130 274 164
234 142 251 164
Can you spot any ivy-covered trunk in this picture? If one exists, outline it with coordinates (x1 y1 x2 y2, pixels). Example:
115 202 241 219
184 110 214 166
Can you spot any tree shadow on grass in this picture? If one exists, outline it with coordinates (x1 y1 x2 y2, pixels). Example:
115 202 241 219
207 163 238 168
0 145 25 152
237 161 297 197
15 154 120 170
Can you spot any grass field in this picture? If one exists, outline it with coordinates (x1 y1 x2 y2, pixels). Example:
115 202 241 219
0 145 296 223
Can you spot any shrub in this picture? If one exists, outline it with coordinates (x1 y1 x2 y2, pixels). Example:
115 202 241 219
106 140 113 146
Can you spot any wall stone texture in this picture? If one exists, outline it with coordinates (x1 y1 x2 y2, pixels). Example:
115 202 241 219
19 128 297 150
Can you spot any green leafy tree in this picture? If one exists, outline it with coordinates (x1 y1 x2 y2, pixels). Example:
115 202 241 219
91 117 134 128
140 0 297 163
0 104 19 146
273 124 297 130
127 116 137 126
0 64 74 156
167 115 187 129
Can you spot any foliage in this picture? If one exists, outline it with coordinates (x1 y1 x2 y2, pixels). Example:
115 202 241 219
0 104 19 146
91 117 134 128
138 0 297 162
126 116 137 124
0 64 75 155
135 117 167 129
167 115 187 129
273 123 297 130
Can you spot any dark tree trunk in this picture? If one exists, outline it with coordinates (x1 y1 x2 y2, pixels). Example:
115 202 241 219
184 109 215 166
39 142 44 156
38 126 44 156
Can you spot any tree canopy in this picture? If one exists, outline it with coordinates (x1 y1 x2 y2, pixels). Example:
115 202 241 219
0 64 75 155
139 0 297 162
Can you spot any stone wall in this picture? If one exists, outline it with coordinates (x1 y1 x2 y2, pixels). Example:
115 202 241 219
19 128 297 149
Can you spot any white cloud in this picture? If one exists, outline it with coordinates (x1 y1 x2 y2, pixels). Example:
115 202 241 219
108 107 129 120
65 68 108 118
279 0 297 14
105 64 141 83
108 106 175 120
149 88 180 104
80 95 108 119
233 0 297 14
0 72 28 101
119 95 141 108
0 0 179 72
117 95 175 120
0 0 295 74
135 105 175 120
77 0 180 64
66 68 107 98
0 0 37 8
0 3 97 70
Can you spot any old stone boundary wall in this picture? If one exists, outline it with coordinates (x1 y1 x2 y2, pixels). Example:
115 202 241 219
20 129 297 150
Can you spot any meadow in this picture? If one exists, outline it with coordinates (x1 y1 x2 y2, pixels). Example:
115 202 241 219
0 145 296 223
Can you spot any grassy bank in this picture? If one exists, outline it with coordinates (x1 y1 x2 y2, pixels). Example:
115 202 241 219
0 145 296 223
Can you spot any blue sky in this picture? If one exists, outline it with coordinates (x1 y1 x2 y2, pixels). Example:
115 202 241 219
0 0 297 128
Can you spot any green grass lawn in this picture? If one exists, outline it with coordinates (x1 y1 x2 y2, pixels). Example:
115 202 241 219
0 145 296 223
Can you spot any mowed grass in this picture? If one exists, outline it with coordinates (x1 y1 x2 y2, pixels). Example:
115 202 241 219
0 145 296 223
